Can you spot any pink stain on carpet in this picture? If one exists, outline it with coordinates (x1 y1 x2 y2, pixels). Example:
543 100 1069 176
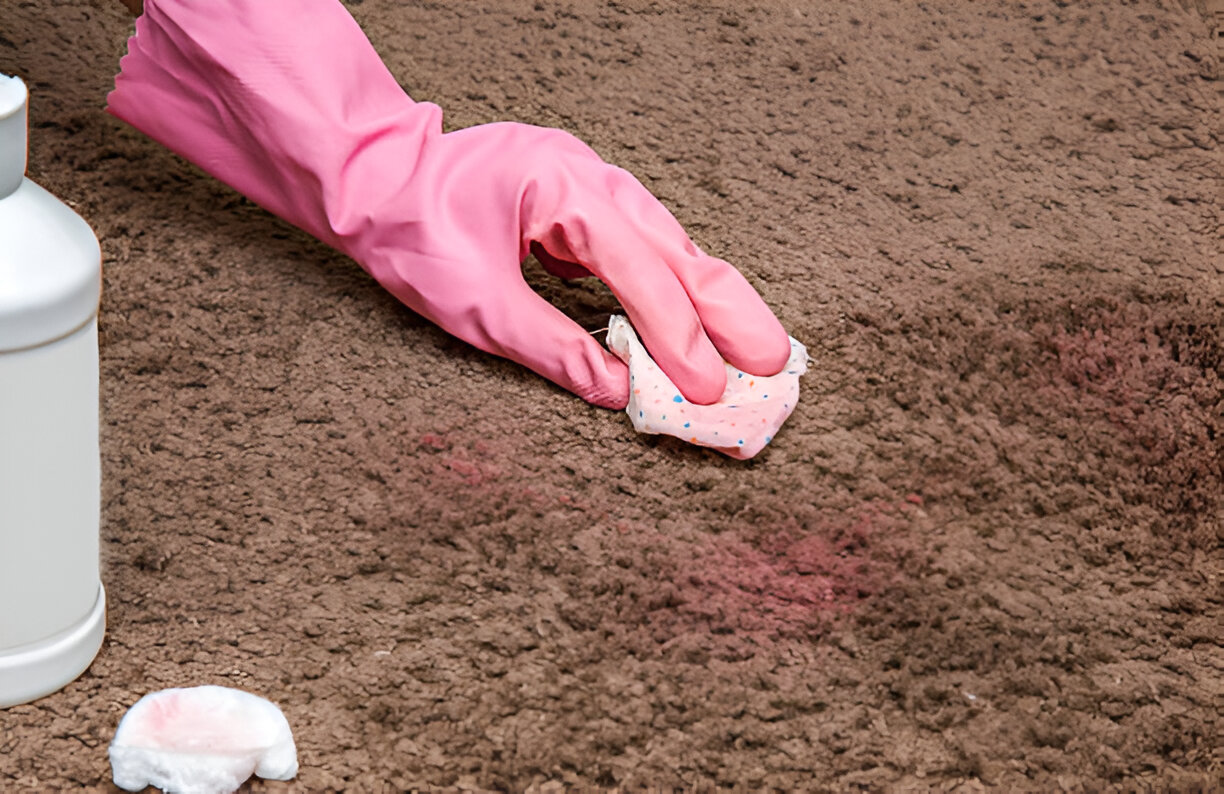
673 501 920 639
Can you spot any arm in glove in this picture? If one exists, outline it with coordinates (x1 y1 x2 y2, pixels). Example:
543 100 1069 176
107 0 791 409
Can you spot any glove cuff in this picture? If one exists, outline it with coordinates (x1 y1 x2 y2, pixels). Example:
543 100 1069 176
107 0 442 252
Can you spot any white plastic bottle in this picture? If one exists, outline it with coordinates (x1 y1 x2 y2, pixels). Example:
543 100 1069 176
0 74 105 707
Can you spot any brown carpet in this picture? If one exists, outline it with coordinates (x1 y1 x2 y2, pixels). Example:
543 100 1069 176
2 1 1221 789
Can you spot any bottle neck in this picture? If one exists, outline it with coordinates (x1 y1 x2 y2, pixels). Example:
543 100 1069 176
0 74 29 199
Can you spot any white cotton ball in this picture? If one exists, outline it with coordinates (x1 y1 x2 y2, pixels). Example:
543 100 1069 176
109 685 297 794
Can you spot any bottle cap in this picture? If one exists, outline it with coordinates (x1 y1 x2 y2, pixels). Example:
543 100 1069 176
0 74 27 199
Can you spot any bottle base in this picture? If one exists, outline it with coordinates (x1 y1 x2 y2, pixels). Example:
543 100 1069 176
0 585 105 708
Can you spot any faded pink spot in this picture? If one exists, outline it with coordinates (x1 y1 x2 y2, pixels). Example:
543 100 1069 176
418 432 449 451
638 501 918 642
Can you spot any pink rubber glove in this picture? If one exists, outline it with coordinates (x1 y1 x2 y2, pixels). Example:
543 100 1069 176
107 0 791 409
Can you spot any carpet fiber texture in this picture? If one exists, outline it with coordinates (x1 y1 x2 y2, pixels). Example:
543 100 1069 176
2 1 1221 789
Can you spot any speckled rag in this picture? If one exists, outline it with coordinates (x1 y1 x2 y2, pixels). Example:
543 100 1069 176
607 315 809 460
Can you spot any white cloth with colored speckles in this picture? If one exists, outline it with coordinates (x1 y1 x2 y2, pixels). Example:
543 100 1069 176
607 315 809 459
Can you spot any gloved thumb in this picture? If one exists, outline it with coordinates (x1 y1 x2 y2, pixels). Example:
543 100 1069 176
475 277 631 409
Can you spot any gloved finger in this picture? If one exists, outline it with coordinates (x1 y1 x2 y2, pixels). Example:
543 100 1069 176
529 241 594 281
536 206 728 405
614 174 791 375
667 249 791 376
369 249 627 408
479 275 631 410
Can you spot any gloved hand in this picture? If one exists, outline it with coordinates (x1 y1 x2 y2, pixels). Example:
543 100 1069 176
107 0 791 409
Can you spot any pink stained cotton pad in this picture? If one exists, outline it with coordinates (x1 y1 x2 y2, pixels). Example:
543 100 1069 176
607 314 809 459
109 685 297 794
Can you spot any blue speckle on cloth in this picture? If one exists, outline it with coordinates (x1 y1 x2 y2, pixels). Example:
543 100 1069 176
673 395 683 403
